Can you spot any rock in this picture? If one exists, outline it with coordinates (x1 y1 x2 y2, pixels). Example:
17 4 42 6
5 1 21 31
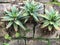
9 39 25 45
50 40 60 45
53 4 60 13
58 0 60 2
34 24 42 38
35 24 60 38
25 23 34 37
26 40 48 45
38 3 44 14
0 42 3 45
0 0 11 2
0 22 5 28
0 3 11 11
0 28 7 37
35 0 52 2
45 4 53 11
0 3 11 18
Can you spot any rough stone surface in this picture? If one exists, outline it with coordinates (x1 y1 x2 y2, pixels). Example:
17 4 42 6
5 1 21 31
50 40 60 45
34 24 41 38
26 40 48 45
45 4 53 11
0 37 7 43
58 0 60 2
0 3 11 11
25 23 33 37
0 11 4 17
0 0 11 2
16 0 25 3
0 22 5 28
0 0 60 45
38 3 44 14
53 4 60 13
18 23 33 37
9 39 25 45
0 3 11 18
0 42 3 45
35 0 52 2
0 28 6 37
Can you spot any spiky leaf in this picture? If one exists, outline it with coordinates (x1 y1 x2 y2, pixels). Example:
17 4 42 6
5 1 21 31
48 26 52 31
13 24 18 31
53 23 60 30
6 22 13 29
15 32 20 37
15 20 26 30
31 13 39 22
41 21 49 28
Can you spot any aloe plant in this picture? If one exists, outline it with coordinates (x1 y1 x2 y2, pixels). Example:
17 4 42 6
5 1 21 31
23 0 43 23
40 7 60 31
1 6 26 31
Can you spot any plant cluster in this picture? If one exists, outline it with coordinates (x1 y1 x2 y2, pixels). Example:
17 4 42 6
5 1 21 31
1 0 60 40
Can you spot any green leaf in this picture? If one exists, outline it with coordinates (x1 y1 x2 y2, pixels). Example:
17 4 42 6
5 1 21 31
5 10 12 16
6 22 13 29
5 10 11 14
45 9 51 15
53 23 60 30
17 10 23 16
25 28 31 33
4 34 11 40
1 18 14 21
15 20 26 30
31 13 39 22
27 0 30 2
41 21 49 28
24 18 28 23
3 43 9 45
48 26 52 31
13 24 18 31
50 7 56 15
48 40 50 45
0 16 10 19
23 13 28 16
4 34 9 39
39 15 49 20
15 32 20 37
49 21 54 25
55 14 60 21
11 6 17 13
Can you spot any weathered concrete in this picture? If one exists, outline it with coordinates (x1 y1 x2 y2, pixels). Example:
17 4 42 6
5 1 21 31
9 39 25 45
0 0 60 45
26 40 48 45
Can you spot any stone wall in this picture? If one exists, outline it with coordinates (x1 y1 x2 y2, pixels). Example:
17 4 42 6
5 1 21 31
0 0 60 45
